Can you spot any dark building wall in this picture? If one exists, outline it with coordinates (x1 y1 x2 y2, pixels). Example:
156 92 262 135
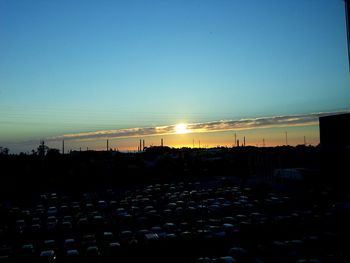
319 113 350 149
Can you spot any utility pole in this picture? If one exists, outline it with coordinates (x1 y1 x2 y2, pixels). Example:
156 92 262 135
345 0 350 73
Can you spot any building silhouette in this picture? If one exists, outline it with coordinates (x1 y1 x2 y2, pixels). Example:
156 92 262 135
319 113 350 149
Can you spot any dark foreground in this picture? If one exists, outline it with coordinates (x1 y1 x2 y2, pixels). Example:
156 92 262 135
1 178 350 263
1 146 350 262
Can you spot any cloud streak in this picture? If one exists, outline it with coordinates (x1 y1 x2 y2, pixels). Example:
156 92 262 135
48 110 350 142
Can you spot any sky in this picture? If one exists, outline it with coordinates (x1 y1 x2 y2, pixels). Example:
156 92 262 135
0 0 349 153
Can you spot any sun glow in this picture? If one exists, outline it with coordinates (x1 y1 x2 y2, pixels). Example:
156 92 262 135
175 123 190 134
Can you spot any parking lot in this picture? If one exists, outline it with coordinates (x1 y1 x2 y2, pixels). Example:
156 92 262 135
1 178 349 263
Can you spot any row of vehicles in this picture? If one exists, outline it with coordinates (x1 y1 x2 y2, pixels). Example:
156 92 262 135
1 180 349 262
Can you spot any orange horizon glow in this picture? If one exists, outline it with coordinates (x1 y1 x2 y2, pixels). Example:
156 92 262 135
48 124 319 153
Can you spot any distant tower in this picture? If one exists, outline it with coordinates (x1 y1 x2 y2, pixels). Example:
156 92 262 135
237 139 240 147
143 140 145 151
139 139 142 152
243 136 246 147
62 140 65 155
107 139 109 151
161 138 163 147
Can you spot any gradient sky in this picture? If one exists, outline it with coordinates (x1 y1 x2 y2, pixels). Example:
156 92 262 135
1 0 349 152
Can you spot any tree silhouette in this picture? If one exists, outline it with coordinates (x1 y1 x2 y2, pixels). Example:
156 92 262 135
46 148 60 157
0 147 9 155
37 140 49 157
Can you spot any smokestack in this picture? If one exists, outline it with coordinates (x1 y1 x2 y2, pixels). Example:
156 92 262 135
143 140 145 151
107 139 109 151
243 136 246 147
161 138 163 147
237 139 239 147
62 140 65 155
139 139 142 152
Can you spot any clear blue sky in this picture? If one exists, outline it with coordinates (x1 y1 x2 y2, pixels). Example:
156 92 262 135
0 0 349 151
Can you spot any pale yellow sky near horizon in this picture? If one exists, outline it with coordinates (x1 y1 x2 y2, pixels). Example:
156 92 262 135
44 124 319 152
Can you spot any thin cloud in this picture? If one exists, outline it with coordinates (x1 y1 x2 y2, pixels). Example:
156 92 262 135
48 110 350 142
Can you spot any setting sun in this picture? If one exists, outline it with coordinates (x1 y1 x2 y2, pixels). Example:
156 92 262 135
175 123 189 134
